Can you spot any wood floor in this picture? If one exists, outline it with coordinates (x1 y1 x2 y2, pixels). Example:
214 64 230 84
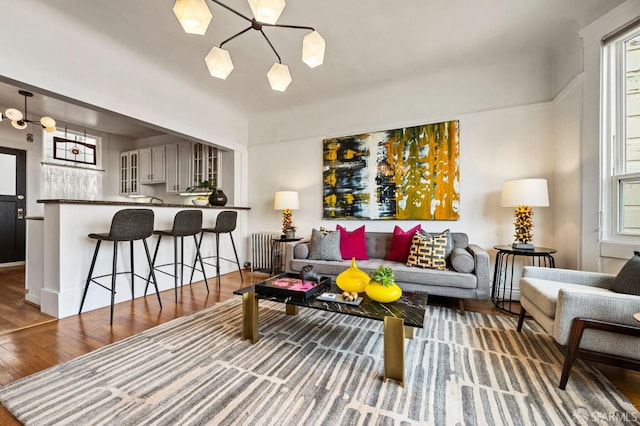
0 266 637 425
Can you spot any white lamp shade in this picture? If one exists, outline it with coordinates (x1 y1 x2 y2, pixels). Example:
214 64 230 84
248 0 286 25
274 191 299 210
5 108 23 121
44 126 57 133
11 120 27 130
302 31 326 68
173 0 212 35
40 116 56 128
501 178 549 207
205 47 235 79
267 63 292 92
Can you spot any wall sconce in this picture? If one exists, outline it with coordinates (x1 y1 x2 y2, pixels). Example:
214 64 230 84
500 178 549 249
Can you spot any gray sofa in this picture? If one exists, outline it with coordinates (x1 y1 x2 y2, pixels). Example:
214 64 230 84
284 231 491 309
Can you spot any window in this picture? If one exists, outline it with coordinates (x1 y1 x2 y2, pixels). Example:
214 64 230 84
603 25 640 238
44 129 100 167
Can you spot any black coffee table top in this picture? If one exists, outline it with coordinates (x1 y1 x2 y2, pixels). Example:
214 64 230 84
234 279 428 328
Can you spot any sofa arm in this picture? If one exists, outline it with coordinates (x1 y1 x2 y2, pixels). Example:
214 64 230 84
468 244 491 299
522 266 615 289
554 288 640 344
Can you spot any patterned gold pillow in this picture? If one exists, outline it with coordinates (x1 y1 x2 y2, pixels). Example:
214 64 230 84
406 231 448 270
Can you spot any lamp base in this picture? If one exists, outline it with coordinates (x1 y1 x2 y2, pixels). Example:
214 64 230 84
512 242 535 250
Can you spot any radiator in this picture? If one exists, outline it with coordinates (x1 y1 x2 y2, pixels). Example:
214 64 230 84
250 232 280 272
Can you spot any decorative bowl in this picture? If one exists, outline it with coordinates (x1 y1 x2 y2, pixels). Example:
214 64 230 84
192 199 208 207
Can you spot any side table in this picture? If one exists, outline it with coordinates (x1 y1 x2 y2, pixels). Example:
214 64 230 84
492 245 556 315
270 237 302 276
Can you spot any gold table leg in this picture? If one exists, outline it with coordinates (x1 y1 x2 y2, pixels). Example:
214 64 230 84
242 292 259 344
285 304 298 315
383 316 405 386
404 325 414 339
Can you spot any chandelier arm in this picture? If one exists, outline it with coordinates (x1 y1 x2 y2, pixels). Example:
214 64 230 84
219 26 254 49
259 30 281 64
262 23 315 32
209 0 252 23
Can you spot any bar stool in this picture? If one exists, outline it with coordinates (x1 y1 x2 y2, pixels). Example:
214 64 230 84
79 209 162 325
145 210 209 302
191 210 243 288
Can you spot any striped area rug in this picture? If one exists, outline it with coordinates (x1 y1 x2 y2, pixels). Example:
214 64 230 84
0 298 637 425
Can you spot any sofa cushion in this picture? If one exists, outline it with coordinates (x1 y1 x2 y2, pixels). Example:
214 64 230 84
520 278 611 318
336 225 369 260
308 229 342 261
406 232 447 270
611 251 640 295
386 224 421 262
450 248 474 273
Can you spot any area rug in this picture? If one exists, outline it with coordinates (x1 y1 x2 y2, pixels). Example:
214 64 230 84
0 299 638 426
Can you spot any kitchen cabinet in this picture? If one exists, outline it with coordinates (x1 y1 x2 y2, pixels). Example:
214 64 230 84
139 146 166 184
165 142 192 193
119 150 142 195
192 143 219 188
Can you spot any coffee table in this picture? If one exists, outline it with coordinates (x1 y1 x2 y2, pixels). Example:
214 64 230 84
234 276 428 386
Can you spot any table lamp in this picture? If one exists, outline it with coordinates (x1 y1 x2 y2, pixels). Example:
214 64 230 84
500 178 549 249
274 191 299 237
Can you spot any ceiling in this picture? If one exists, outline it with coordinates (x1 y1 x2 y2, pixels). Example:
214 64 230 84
0 0 625 139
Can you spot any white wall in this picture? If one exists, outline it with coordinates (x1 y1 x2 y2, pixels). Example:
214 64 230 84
247 52 560 263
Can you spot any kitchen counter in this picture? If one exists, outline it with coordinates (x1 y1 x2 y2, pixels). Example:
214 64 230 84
27 200 249 319
37 199 250 210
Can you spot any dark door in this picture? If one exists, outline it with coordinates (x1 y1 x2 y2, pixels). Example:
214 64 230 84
0 147 26 263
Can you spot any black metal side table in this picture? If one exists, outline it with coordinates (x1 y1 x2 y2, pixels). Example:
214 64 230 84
492 245 556 315
270 237 302 276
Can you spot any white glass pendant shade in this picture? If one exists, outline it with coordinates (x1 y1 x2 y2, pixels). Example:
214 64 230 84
5 108 23 121
302 30 326 68
44 126 57 133
11 120 27 130
205 47 234 79
40 116 56 128
173 0 212 35
267 63 292 92
247 0 286 25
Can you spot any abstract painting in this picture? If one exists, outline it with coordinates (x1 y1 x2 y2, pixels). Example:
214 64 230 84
323 120 459 220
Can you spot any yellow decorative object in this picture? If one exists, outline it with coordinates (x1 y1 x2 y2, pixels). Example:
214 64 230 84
365 281 403 303
336 258 370 293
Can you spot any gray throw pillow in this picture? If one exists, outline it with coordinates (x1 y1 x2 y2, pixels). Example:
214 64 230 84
449 248 475 273
308 228 342 261
611 251 640 295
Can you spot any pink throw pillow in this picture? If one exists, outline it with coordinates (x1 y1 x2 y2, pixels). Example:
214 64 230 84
386 224 422 262
336 225 369 260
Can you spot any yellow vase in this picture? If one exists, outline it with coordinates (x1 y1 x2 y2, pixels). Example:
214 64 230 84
336 258 370 293
365 282 402 303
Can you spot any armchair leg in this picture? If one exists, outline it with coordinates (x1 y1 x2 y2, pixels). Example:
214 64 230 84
516 307 527 332
559 318 586 390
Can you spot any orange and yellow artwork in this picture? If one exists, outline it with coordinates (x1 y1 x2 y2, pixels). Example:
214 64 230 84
323 120 460 220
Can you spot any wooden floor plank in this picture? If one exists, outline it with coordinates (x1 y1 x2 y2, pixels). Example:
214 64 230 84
0 267 636 425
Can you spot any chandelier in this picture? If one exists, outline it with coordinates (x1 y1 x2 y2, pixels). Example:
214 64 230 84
0 90 57 133
173 0 326 92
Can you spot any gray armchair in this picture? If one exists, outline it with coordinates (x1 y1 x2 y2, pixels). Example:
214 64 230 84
516 266 640 389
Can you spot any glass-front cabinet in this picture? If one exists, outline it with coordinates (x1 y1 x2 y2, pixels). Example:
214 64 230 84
192 143 219 188
119 150 141 195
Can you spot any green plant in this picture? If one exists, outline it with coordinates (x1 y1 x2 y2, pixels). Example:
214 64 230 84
186 180 217 194
368 265 395 287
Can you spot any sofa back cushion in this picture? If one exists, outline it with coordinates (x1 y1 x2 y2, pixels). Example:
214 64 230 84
362 231 468 260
